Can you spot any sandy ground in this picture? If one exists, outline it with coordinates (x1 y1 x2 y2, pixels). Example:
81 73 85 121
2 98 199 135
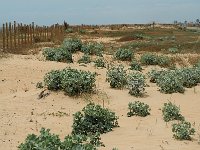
0 53 200 150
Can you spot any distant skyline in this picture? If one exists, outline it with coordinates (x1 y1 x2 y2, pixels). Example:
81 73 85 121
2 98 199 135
0 0 199 25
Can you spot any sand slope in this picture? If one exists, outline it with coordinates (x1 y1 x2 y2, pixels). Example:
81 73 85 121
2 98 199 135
0 54 200 150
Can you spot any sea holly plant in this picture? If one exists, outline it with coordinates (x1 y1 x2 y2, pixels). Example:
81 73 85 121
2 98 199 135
44 70 62 91
129 60 142 71
81 42 104 56
162 102 185 122
127 101 151 117
44 68 96 96
61 38 82 53
172 121 195 140
78 54 91 64
43 47 73 63
156 70 185 94
94 57 106 68
114 48 133 61
106 65 127 88
61 68 96 96
18 128 103 150
127 72 145 97
147 69 165 83
72 103 119 135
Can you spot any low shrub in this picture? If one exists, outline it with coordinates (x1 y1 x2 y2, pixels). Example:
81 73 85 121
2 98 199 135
44 70 62 91
129 60 142 71
162 102 185 122
156 70 185 94
168 47 179 53
177 68 200 88
172 121 195 140
127 72 145 97
106 65 127 88
78 54 91 64
72 103 119 135
18 128 103 150
140 53 171 67
44 68 96 96
43 47 73 63
127 101 150 117
81 42 104 56
140 53 158 65
61 68 96 96
94 57 106 68
147 69 165 83
114 48 133 61
62 38 82 53
157 55 171 67
18 128 62 150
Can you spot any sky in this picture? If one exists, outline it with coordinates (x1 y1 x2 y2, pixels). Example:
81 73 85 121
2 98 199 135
0 0 199 25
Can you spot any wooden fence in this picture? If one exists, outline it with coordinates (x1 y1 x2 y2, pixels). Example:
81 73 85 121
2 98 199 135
1 21 65 52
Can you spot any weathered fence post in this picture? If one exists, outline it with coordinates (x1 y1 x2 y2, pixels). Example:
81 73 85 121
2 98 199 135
14 21 17 49
2 24 5 50
6 23 9 49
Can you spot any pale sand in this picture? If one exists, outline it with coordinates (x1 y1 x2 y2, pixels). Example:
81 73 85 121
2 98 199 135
0 54 200 150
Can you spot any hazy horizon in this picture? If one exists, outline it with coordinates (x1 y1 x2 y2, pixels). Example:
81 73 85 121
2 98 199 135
0 0 199 26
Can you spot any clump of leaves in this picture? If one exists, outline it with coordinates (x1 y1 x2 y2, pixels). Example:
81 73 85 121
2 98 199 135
44 68 96 96
114 48 133 61
168 47 179 53
61 68 96 96
127 101 150 117
72 103 119 135
106 65 127 88
140 53 158 65
36 82 43 89
127 72 145 97
147 69 165 83
176 68 200 88
129 60 142 71
94 57 106 68
44 70 62 91
81 42 104 56
157 55 171 67
156 70 185 94
18 128 62 150
172 121 195 140
61 38 82 53
162 102 185 122
18 128 103 150
62 133 103 150
43 47 73 63
78 54 91 64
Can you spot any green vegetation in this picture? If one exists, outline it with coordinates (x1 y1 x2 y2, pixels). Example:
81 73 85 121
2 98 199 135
94 57 106 68
140 53 171 67
114 48 133 61
81 42 104 56
78 54 91 64
129 60 142 71
106 65 127 88
44 68 96 96
62 38 82 53
43 47 73 63
72 103 119 135
172 121 195 140
18 128 103 150
127 101 150 117
147 69 165 83
162 102 185 122
127 72 145 97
